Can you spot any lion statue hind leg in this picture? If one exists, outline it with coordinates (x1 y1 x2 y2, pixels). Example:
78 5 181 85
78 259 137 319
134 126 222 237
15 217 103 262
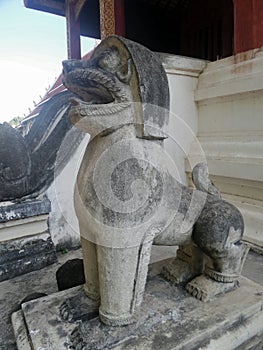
186 199 249 302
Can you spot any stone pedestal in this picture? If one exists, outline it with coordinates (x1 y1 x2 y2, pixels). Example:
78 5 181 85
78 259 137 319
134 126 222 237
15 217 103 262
0 197 56 281
12 259 263 350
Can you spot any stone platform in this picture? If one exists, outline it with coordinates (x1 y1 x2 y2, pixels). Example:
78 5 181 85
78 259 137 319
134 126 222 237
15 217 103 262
12 260 263 350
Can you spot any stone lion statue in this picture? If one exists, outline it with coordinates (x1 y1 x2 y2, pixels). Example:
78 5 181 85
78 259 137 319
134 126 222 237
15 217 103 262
62 36 248 327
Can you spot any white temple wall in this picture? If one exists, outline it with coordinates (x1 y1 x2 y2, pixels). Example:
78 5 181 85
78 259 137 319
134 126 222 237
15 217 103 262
161 54 207 185
46 134 89 249
194 47 263 248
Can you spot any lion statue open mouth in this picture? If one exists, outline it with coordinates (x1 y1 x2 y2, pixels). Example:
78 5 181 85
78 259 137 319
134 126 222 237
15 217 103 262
61 36 248 330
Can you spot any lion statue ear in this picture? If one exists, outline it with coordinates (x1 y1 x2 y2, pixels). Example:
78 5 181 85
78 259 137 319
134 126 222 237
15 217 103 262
116 58 133 84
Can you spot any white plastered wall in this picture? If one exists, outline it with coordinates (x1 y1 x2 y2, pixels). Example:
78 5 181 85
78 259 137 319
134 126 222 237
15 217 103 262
46 134 89 249
161 54 207 185
193 47 263 248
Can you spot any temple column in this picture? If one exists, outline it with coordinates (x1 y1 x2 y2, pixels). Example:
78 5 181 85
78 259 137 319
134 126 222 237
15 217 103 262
99 0 125 39
66 0 81 59
234 0 263 54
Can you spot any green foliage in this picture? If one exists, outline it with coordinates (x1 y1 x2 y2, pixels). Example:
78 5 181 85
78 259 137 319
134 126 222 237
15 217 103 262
61 247 68 254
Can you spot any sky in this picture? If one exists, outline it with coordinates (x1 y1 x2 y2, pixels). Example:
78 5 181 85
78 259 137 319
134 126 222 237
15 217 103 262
0 0 96 123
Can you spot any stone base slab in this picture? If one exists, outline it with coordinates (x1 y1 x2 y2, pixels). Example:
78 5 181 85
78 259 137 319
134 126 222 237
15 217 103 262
12 260 263 350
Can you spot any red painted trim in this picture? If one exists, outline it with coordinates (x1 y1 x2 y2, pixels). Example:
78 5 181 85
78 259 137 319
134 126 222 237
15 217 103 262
234 0 263 54
114 0 125 36
253 0 263 49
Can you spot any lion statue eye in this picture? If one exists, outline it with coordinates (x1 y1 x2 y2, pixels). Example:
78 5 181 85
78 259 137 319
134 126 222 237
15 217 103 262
98 48 121 73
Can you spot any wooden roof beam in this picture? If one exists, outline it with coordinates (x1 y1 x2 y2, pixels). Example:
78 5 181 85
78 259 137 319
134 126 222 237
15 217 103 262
66 0 81 59
74 0 86 20
24 0 65 17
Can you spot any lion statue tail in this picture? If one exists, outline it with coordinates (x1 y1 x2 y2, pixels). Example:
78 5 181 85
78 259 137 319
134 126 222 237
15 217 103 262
192 162 221 198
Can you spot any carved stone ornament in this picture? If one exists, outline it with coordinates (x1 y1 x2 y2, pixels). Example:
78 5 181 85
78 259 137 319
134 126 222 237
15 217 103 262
62 36 249 333
0 91 83 202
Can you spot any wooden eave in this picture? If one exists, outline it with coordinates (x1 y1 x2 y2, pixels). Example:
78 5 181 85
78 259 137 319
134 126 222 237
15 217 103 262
24 0 65 16
24 0 87 19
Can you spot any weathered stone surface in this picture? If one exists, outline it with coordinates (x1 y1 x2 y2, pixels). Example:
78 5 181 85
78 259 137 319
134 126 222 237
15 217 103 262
0 198 56 281
0 91 84 201
12 260 263 350
0 248 83 350
11 310 31 350
19 292 48 307
63 37 169 140
0 122 31 201
0 233 56 282
62 35 248 326
0 197 51 223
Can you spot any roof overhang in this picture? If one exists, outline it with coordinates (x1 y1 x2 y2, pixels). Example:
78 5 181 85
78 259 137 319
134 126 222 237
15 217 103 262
24 0 65 16
24 0 87 19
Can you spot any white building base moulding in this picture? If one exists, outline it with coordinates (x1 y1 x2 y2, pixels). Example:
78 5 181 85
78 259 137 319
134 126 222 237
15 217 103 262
193 46 263 248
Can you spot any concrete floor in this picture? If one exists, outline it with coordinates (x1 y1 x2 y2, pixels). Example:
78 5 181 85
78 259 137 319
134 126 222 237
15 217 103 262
0 246 262 350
